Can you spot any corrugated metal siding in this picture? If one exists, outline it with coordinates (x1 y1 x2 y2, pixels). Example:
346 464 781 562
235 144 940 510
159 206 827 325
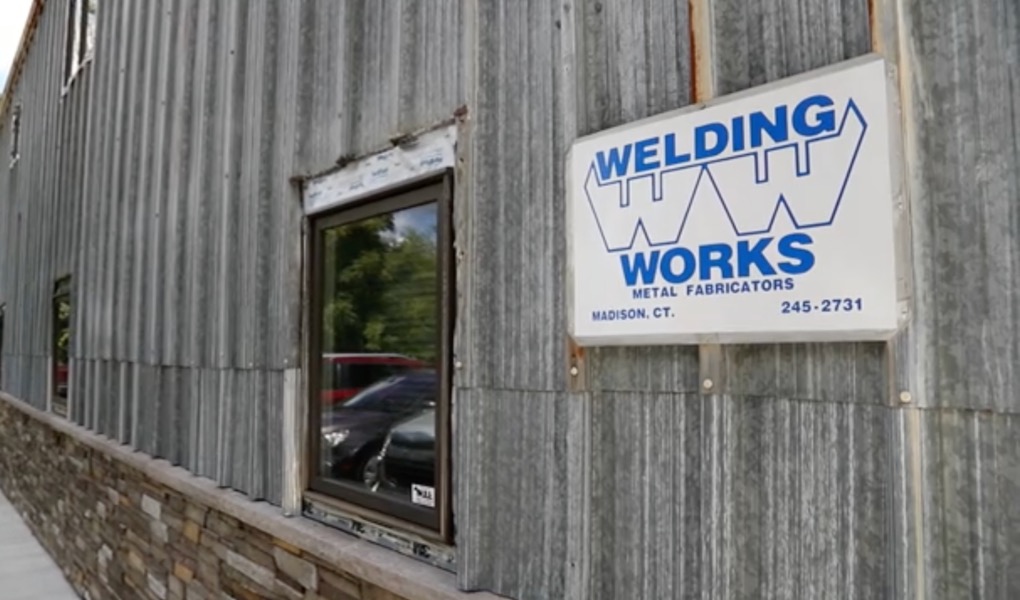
456 1 1020 599
583 393 894 599
0 0 464 505
919 410 1020 598
905 0 1020 413
0 1 1016 599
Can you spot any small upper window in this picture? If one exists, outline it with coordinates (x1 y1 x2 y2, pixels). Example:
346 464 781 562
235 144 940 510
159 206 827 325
64 0 97 86
9 103 21 166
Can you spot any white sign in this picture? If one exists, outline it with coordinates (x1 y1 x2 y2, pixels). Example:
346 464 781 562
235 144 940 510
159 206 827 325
567 55 902 345
304 125 456 215
411 484 436 508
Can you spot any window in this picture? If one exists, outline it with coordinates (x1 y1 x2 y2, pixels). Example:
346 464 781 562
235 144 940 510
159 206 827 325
9 103 20 167
64 0 97 85
52 277 71 417
308 173 454 541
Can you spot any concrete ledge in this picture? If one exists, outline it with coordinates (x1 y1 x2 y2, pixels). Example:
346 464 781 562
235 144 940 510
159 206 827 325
0 392 503 600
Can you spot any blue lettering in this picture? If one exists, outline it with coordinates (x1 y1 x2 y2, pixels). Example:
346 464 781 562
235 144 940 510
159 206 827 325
736 237 777 277
663 133 691 166
777 233 815 274
620 251 660 286
595 145 633 180
660 247 696 284
749 106 788 148
694 122 728 159
698 244 734 280
792 95 836 137
731 115 745 152
634 137 660 173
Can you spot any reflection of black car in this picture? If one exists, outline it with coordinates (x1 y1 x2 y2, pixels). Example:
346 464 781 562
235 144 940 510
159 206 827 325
320 370 436 484
380 408 436 490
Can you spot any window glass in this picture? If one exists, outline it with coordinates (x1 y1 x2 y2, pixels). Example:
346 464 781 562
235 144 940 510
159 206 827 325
316 201 441 515
64 0 97 85
84 0 97 57
52 279 71 417
10 104 21 165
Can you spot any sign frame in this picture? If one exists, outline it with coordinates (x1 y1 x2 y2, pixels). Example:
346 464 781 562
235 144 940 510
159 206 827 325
566 54 910 346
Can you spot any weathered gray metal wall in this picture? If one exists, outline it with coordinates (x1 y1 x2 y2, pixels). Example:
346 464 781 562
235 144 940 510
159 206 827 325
0 1 1017 599
454 0 1020 599
0 0 464 505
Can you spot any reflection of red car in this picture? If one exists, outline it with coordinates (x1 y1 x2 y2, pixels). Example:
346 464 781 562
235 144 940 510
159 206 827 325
321 353 426 405
54 364 69 397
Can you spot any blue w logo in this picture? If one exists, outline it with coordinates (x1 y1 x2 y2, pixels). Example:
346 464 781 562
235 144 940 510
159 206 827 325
584 100 867 253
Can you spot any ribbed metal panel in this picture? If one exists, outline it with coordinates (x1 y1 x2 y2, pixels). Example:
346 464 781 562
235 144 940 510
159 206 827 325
918 409 1020 598
0 0 464 506
583 393 894 600
455 0 1015 598
903 0 1020 413
454 388 569 597
709 0 882 404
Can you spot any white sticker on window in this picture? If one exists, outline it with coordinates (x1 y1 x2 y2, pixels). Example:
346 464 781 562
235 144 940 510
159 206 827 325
411 484 436 508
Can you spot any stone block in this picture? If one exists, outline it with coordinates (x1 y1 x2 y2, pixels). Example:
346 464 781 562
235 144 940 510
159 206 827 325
168 575 185 600
185 503 208 526
152 520 170 544
127 549 146 573
174 562 195 583
141 494 162 520
148 573 169 600
319 569 362 600
273 546 318 591
225 550 276 590
183 520 201 543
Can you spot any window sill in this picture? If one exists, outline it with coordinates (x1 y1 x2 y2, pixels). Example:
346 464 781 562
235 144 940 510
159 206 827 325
302 490 457 572
0 391 497 600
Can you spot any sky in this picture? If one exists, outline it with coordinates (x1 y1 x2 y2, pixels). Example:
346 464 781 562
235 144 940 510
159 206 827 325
0 0 33 90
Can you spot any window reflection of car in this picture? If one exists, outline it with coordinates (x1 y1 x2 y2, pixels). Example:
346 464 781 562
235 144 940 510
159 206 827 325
54 364 69 398
377 408 436 492
321 370 436 485
320 353 427 406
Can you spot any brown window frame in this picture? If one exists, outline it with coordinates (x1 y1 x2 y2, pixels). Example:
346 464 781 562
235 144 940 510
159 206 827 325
305 171 455 543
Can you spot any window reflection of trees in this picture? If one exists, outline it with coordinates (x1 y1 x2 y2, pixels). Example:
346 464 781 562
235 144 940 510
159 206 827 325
322 204 439 365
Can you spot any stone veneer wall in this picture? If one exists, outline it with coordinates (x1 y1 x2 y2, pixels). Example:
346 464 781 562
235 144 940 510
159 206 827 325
0 395 485 600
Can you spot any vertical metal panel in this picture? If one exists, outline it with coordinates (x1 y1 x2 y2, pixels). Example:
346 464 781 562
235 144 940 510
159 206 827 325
709 0 883 404
578 393 894 600
457 0 569 392
711 0 871 96
919 410 1020 598
903 0 1020 413
0 0 463 503
455 388 568 597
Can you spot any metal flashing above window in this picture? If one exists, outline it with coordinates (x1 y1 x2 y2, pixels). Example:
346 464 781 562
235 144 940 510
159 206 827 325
303 125 457 216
